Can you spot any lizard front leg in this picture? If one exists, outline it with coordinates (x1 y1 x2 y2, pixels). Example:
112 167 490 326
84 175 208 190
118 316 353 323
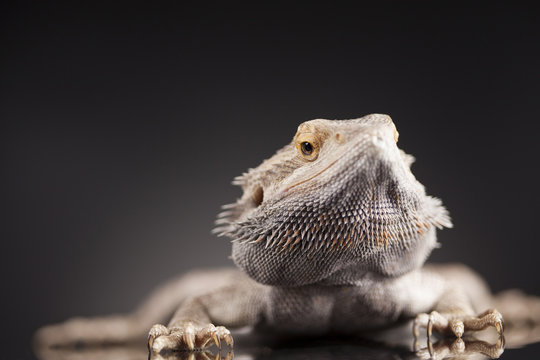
148 276 267 353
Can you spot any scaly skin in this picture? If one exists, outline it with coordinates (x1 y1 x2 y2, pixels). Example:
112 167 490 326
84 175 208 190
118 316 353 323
35 114 540 356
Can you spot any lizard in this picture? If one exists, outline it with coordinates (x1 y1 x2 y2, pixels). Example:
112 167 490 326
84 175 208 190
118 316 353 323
34 114 540 355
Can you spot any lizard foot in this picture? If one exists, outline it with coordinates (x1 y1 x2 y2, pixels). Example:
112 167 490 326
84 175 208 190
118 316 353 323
413 308 504 340
416 337 505 360
148 323 233 354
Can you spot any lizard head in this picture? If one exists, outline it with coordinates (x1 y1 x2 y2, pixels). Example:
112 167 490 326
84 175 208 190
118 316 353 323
215 114 452 286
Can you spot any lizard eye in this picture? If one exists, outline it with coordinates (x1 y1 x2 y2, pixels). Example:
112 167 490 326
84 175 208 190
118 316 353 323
295 134 320 161
300 142 313 155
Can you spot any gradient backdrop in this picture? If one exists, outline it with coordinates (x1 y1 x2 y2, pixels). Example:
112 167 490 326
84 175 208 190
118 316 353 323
2 2 540 358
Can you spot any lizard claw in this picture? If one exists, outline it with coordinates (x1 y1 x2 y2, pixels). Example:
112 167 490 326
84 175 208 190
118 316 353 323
427 316 433 340
183 323 196 350
210 328 221 349
495 318 504 335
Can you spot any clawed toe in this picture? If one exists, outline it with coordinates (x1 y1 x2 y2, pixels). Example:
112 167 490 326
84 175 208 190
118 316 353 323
463 309 504 335
148 324 170 350
215 326 233 347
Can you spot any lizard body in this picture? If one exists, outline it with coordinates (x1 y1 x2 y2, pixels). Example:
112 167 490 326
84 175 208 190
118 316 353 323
34 114 540 355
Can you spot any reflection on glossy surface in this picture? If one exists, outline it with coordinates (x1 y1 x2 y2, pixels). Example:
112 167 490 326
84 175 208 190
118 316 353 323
34 321 540 360
416 338 504 360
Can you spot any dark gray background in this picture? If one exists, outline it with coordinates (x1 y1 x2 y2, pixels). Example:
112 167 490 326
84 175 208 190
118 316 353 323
2 2 540 359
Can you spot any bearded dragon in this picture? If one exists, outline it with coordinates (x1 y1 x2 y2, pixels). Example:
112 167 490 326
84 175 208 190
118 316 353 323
35 114 540 355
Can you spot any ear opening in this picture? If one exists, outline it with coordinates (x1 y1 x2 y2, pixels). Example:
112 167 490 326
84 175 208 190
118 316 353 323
252 186 264 207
